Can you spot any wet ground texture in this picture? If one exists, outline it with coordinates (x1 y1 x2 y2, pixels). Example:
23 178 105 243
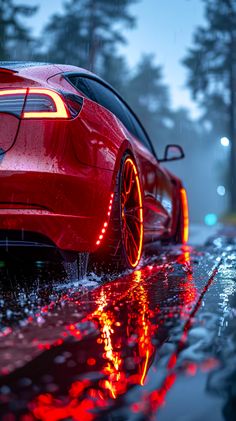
0 226 236 421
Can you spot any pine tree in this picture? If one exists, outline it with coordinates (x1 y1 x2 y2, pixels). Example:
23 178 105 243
183 0 236 211
42 0 138 73
99 53 129 95
0 0 37 61
124 54 173 150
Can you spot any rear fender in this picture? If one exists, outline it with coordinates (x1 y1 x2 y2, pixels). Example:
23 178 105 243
48 73 132 172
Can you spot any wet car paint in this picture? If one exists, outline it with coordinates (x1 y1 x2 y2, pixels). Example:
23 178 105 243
0 227 236 420
0 64 183 255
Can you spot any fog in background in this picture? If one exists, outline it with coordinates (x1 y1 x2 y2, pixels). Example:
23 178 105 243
1 0 234 224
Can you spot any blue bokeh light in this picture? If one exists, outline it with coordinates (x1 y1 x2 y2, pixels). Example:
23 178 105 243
204 213 218 226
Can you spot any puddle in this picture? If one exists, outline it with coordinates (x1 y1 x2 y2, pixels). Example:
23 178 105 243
0 233 236 420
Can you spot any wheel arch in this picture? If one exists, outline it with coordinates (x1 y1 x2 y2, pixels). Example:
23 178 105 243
93 150 144 270
111 145 144 198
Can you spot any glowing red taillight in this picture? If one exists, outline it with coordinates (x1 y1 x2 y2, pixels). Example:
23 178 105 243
24 88 69 119
0 88 71 119
0 89 26 117
180 187 189 244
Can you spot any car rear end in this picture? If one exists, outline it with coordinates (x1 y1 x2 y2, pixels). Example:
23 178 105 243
0 63 115 253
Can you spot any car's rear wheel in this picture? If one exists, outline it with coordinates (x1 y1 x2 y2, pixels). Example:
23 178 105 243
97 154 144 271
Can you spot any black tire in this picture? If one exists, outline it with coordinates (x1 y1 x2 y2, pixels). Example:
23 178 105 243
96 153 143 271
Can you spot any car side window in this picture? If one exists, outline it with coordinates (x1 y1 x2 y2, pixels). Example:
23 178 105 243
69 75 137 132
84 78 135 133
68 76 96 101
120 103 153 153
68 75 154 154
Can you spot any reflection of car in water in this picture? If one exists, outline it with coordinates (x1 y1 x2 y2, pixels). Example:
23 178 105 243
13 250 196 421
0 246 199 420
0 61 188 272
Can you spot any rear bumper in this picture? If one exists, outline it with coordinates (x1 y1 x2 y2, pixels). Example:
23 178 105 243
0 210 96 252
0 165 115 252
0 107 123 252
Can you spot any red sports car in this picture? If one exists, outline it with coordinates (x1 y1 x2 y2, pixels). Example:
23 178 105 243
0 62 188 274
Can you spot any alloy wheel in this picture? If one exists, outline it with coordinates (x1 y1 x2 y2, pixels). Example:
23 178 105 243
121 157 143 268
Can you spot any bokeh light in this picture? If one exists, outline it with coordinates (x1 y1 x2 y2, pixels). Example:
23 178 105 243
220 137 230 147
217 185 226 196
204 213 218 226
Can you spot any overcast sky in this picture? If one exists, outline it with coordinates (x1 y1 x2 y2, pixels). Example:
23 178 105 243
19 0 205 116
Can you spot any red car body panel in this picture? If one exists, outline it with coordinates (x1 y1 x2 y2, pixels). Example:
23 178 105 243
0 62 187 253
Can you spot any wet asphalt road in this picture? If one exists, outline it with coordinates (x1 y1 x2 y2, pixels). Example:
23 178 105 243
0 226 236 420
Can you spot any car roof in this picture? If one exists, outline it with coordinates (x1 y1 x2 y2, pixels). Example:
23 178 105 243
0 61 95 80
0 61 156 157
0 61 51 69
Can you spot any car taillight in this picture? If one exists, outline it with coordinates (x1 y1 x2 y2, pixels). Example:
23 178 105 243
0 89 26 117
180 187 189 244
0 88 82 119
23 88 68 119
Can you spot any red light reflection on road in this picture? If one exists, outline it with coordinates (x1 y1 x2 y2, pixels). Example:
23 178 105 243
30 268 156 420
5 247 211 421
